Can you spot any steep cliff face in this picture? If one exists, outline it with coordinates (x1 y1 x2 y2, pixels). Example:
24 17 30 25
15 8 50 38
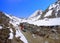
0 12 10 26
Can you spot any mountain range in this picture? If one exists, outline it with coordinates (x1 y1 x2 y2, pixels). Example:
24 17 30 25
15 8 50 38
1 0 60 26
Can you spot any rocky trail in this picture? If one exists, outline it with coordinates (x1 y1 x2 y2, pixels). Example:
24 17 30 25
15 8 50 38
22 30 60 43
22 30 45 43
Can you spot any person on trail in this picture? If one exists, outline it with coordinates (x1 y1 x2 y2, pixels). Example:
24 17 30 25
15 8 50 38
19 23 24 30
19 23 26 32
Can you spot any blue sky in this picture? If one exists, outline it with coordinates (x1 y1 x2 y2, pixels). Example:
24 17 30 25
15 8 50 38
0 0 57 18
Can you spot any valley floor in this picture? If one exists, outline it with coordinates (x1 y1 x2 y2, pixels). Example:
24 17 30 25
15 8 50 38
21 30 60 43
22 30 44 43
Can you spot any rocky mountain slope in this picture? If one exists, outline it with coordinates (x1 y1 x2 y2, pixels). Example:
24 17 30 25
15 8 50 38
0 12 28 43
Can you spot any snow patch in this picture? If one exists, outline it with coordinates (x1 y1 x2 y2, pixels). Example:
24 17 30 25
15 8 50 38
27 18 60 26
10 28 13 33
15 26 28 43
44 10 53 17
8 33 13 39
45 41 48 43
8 28 13 39
0 26 2 29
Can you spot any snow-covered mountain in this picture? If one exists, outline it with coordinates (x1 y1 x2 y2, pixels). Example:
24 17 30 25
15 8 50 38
0 0 59 26
25 0 60 26
28 10 43 21
0 0 60 27
44 0 60 18
28 0 60 20
4 12 28 26
0 0 60 26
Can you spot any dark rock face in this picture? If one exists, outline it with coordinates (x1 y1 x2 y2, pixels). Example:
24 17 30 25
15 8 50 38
0 27 11 43
0 12 12 43
0 12 10 27
57 10 60 17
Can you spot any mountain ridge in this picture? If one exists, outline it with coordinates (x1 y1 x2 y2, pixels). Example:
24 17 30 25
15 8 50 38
0 0 60 26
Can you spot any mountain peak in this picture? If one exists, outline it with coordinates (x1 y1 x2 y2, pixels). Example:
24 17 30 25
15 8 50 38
29 10 42 18
43 0 60 18
28 10 43 21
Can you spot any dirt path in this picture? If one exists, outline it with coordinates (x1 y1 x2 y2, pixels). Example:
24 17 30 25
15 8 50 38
12 38 23 43
22 30 44 43
21 30 60 43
